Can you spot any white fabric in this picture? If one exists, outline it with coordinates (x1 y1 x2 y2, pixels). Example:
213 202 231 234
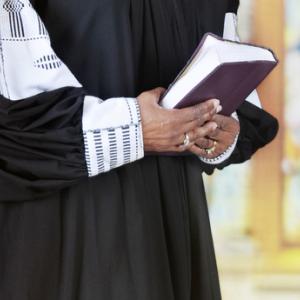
82 97 144 177
0 0 81 100
0 0 144 177
223 13 239 41
82 97 140 131
83 131 99 177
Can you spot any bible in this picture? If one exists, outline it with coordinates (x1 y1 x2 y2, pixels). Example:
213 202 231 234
160 33 278 115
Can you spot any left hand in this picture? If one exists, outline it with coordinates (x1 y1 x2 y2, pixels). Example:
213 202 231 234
189 114 240 158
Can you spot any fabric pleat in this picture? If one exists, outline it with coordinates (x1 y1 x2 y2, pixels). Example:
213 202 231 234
0 87 87 201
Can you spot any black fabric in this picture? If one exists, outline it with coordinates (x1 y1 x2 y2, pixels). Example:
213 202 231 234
227 0 240 12
0 87 87 202
0 156 222 300
0 0 278 299
233 101 279 163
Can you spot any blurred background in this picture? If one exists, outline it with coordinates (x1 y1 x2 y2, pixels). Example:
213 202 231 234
204 0 300 299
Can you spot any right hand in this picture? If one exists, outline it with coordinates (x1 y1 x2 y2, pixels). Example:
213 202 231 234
137 87 221 154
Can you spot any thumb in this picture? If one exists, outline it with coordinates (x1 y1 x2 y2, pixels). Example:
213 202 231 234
151 87 166 103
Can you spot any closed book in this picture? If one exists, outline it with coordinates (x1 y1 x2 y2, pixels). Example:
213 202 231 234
160 33 278 115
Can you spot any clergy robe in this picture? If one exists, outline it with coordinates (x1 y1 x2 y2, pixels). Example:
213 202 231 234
0 0 278 299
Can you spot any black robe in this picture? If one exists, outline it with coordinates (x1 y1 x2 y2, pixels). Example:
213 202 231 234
0 0 278 299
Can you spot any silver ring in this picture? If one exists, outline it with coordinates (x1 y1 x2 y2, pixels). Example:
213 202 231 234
182 133 190 147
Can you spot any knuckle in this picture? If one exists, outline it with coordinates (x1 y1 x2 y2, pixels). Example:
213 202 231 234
196 128 206 138
187 131 194 141
202 112 211 121
196 118 204 126
192 105 202 119
207 127 217 136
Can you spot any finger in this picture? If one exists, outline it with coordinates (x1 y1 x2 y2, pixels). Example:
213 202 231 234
177 99 221 123
174 121 217 145
190 142 226 159
178 120 218 142
151 87 167 103
208 129 233 144
211 114 228 126
211 114 239 131
176 141 196 152
195 138 215 150
193 121 218 140
189 144 209 156
208 127 222 140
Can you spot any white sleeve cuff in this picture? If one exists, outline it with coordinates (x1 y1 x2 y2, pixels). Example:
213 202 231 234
82 97 144 177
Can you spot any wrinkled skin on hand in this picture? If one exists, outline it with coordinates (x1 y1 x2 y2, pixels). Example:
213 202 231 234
193 114 240 158
138 87 239 158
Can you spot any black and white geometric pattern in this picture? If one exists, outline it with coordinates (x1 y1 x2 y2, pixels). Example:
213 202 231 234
3 0 25 38
93 131 105 173
1 0 237 176
82 97 144 177
0 0 82 99
122 126 132 164
1 0 48 39
3 0 23 11
83 124 143 177
108 129 118 170
0 1 145 177
37 14 47 36
34 54 63 70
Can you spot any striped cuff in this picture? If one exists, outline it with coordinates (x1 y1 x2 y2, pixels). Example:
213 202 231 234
82 96 144 177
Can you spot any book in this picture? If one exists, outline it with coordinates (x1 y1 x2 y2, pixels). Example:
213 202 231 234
160 33 278 116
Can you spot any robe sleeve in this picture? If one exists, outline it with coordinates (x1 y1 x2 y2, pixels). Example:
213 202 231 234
0 0 144 202
200 0 279 174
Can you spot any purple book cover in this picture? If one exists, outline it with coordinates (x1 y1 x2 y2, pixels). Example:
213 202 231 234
160 33 279 116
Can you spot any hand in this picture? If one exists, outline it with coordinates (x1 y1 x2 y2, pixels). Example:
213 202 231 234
189 114 240 158
138 88 222 153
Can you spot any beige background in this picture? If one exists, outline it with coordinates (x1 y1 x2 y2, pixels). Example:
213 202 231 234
205 0 300 298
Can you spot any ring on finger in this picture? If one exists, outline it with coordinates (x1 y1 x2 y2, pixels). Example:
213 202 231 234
182 132 190 147
204 140 217 155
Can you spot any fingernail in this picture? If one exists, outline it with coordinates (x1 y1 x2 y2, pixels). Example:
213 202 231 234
211 122 218 130
216 105 222 113
213 99 220 108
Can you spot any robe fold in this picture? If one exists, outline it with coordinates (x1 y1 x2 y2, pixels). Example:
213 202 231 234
0 0 278 299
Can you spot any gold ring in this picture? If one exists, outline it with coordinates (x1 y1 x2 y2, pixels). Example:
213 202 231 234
204 141 217 155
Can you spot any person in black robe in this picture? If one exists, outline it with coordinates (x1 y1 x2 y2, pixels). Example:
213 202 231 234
0 0 278 299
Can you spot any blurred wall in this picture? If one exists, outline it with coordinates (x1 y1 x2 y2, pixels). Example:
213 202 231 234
205 0 300 298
